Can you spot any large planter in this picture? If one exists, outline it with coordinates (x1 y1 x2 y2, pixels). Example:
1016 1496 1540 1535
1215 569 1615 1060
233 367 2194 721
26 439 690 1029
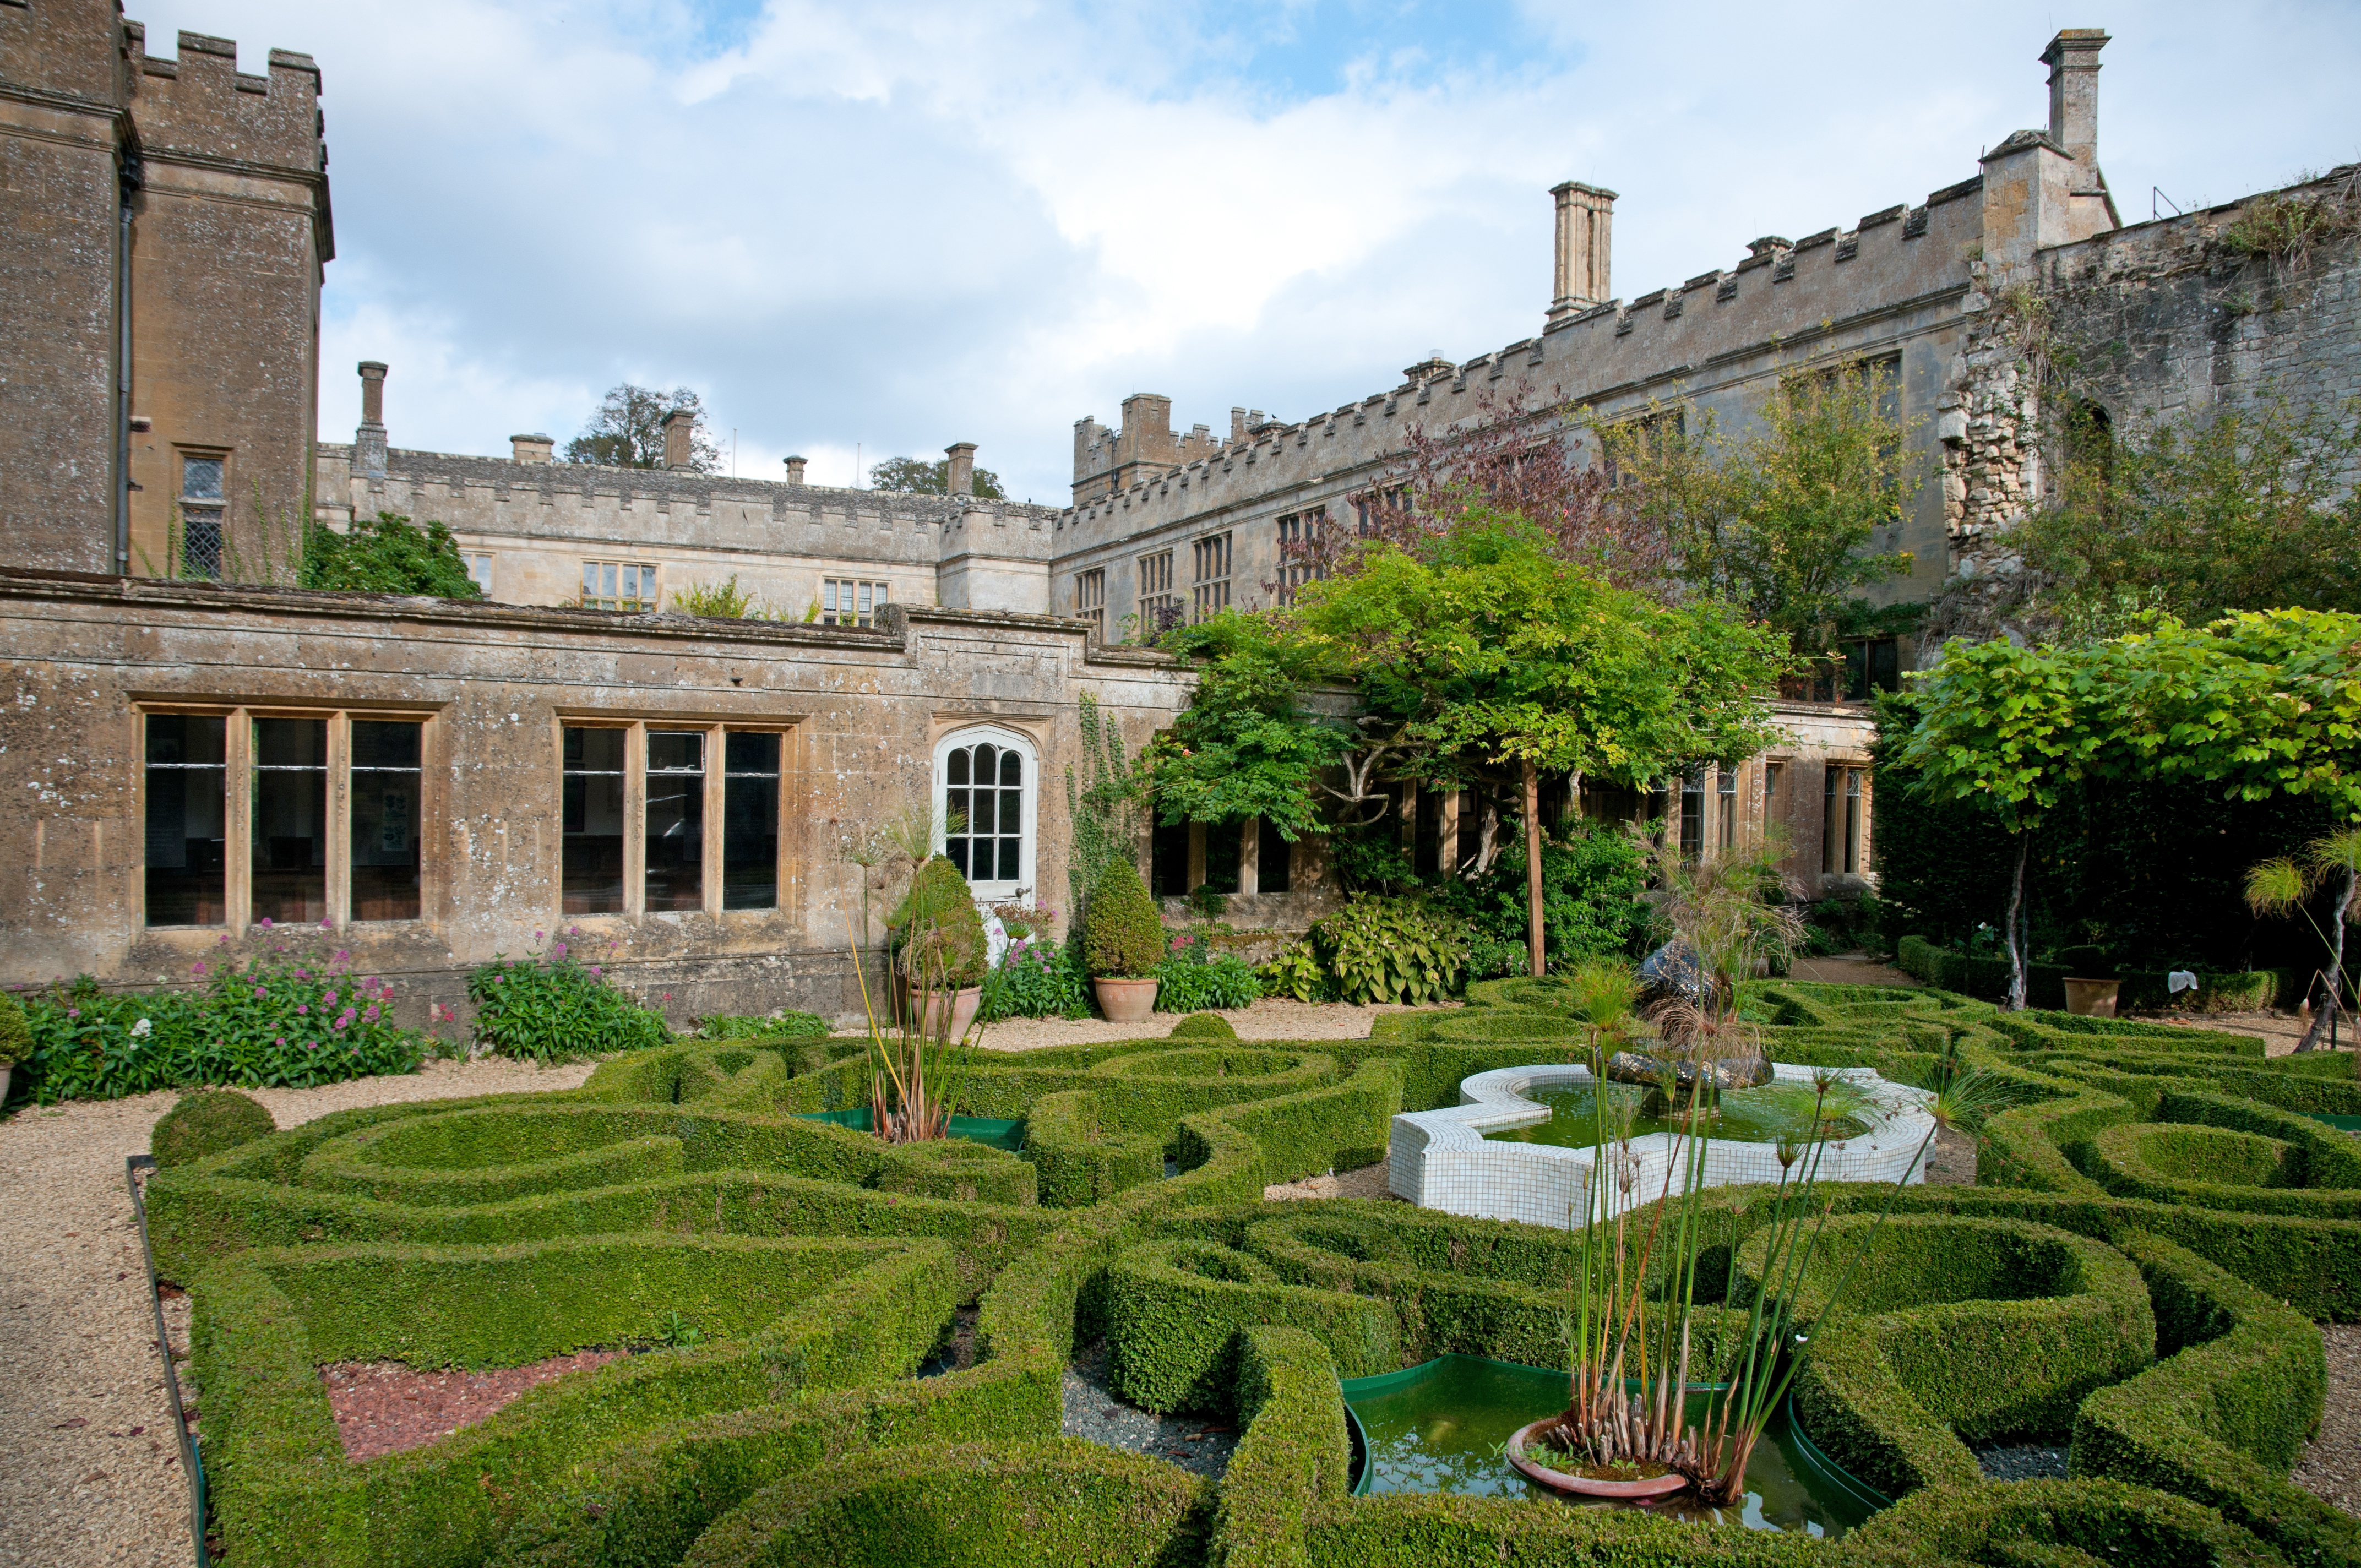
1093 977 1159 1024
902 984 982 1039
0 1063 10 1107
2062 977 2121 1019
1505 1418 1689 1499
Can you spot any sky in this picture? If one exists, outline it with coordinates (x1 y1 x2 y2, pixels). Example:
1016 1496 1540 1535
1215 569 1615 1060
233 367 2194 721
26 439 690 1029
134 0 2361 505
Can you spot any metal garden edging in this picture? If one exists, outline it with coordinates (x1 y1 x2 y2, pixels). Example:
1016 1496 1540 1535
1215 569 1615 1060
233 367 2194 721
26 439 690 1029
125 1154 210 1568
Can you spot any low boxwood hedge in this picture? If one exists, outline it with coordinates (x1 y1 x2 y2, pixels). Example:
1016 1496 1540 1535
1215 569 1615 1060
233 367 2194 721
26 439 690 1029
166 976 2353 1568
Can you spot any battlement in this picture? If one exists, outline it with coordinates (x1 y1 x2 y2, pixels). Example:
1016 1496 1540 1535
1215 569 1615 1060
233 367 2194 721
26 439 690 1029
123 22 324 178
1052 168 1989 556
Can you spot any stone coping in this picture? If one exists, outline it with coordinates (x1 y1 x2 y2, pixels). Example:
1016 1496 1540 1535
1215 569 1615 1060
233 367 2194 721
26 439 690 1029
1386 1063 1934 1229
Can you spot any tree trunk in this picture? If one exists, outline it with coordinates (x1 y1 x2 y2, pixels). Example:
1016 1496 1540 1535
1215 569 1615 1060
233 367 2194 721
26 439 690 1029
2004 832 2029 1012
1473 797 1500 878
1525 760 1546 978
2296 865 2355 1053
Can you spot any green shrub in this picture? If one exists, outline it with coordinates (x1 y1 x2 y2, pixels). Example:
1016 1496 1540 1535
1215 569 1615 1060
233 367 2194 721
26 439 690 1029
1153 942 1261 1011
467 934 671 1063
977 939 1092 1021
1429 820 1647 978
891 856 989 989
21 941 423 1103
152 1088 277 1167
1259 938 1334 1003
1168 1012 1239 1041
1084 858 1165 979
0 987 28 1067
302 509 485 598
1296 895 1467 1005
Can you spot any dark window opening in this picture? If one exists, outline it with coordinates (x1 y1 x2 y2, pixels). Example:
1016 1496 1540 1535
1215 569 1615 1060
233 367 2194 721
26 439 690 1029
1257 816 1292 894
144 714 225 926
1679 769 1706 863
1151 818 1190 898
252 717 328 925
563 726 626 914
645 730 705 913
350 720 422 921
723 732 779 911
1203 820 1242 895
944 741 1024 886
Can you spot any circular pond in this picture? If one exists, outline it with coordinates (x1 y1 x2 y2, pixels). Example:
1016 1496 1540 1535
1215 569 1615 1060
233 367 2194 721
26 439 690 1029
1342 1354 1882 1536
1386 1063 1933 1226
1483 1081 1873 1150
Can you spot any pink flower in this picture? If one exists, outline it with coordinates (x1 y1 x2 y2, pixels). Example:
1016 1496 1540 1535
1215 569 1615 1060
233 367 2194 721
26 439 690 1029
296 1004 308 1015
551 943 567 958
274 1037 285 1047
588 966 602 978
663 993 673 1002
254 987 266 999
259 917 274 929
333 1019 347 1032
363 1005 379 1021
334 950 349 963
307 1041 319 1050
190 961 208 977
535 930 546 941
323 990 338 1005
294 969 309 981
569 925 581 937
65 1008 79 1019
320 918 333 930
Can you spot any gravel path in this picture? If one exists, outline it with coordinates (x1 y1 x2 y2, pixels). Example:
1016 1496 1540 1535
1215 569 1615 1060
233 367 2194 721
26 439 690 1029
1974 1443 2069 1480
2295 1321 2360 1517
1060 1341 1238 1479
0 1057 594 1568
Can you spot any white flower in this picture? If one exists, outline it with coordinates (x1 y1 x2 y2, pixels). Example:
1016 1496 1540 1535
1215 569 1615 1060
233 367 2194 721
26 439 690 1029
129 1017 152 1039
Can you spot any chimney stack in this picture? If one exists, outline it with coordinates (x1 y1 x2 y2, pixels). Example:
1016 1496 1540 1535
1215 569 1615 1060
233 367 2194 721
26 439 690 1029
355 361 388 480
662 408 697 471
2042 29 2108 183
510 432 553 464
784 455 807 485
1547 182 1617 324
944 442 977 498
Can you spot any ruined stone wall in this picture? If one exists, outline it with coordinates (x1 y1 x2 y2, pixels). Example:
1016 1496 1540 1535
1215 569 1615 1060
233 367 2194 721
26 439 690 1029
1940 166 2361 597
0 0 130 573
0 573 1227 1023
1049 174 1987 640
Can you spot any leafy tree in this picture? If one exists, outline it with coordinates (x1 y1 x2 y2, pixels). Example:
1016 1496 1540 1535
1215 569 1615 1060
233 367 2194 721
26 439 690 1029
869 455 1009 500
2008 398 2361 631
563 384 720 471
1151 515 1787 976
1901 608 2361 1010
302 510 484 599
1598 360 1922 657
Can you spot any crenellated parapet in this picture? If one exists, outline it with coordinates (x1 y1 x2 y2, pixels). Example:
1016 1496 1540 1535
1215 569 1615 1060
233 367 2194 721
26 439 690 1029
123 25 327 201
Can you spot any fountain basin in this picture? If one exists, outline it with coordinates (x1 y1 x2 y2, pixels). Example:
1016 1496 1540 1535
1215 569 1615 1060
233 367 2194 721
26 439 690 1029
1386 1063 1932 1226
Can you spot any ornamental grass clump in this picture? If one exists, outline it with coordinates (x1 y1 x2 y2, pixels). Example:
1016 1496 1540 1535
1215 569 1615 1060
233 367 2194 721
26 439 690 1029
466 929 671 1064
1085 858 1165 979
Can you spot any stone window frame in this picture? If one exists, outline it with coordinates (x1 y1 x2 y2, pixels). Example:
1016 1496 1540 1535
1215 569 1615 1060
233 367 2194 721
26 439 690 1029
1190 531 1232 623
931 723 1038 903
1073 568 1106 641
175 448 231 581
551 714 797 923
1821 761 1870 879
580 559 659 611
134 700 444 934
464 552 494 596
1136 549 1177 635
820 578 890 628
1273 508 1328 605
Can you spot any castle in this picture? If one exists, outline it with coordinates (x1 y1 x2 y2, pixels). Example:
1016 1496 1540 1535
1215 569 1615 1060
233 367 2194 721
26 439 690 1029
3 3 2355 1019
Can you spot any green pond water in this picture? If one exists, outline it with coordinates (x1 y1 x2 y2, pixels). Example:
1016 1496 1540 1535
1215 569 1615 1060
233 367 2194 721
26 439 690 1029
1344 1355 1879 1536
1483 1083 1870 1149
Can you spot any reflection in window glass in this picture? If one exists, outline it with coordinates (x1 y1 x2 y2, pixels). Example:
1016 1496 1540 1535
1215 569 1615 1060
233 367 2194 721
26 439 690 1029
646 730 705 912
252 717 328 925
351 720 422 921
563 727 626 914
145 715 226 925
722 732 778 911
942 741 1024 886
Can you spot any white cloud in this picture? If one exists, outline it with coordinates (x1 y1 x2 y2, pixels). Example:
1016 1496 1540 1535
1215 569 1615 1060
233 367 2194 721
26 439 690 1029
126 0 2361 504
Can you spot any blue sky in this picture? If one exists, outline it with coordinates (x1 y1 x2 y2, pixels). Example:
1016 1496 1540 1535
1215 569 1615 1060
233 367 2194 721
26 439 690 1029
132 1 2361 503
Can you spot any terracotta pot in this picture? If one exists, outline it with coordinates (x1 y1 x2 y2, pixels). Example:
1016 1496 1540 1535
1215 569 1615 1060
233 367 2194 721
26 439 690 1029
1505 1419 1690 1499
0 1063 10 1107
2062 977 2120 1019
902 984 982 1039
1093 977 1160 1024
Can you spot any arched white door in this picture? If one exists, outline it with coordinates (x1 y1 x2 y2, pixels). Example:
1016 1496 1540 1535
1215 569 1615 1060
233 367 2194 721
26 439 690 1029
933 726 1037 901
